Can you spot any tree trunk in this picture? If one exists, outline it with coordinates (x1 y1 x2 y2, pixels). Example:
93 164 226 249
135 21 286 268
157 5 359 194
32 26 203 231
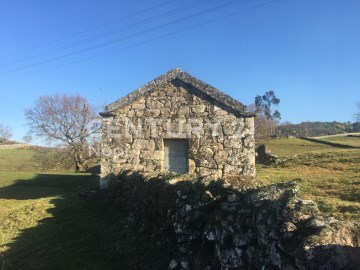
75 160 85 172
74 150 87 172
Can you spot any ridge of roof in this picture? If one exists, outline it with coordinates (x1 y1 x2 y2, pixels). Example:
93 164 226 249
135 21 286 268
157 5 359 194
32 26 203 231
103 68 254 117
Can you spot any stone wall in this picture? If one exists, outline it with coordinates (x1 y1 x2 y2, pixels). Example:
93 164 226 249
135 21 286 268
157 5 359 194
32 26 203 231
101 79 255 186
172 181 360 269
103 175 360 270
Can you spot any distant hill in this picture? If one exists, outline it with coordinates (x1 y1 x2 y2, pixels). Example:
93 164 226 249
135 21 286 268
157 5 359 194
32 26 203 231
0 142 73 171
0 139 18 145
0 139 39 150
276 121 360 137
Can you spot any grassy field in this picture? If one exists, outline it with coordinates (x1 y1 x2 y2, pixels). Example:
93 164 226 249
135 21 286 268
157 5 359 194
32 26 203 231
0 149 38 172
0 150 171 269
256 136 360 221
316 134 360 147
256 138 335 157
0 138 359 268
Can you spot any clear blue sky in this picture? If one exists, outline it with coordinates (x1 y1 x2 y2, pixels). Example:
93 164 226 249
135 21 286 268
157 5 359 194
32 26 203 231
0 0 359 142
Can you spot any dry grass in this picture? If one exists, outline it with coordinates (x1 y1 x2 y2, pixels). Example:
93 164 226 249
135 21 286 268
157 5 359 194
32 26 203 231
256 138 360 221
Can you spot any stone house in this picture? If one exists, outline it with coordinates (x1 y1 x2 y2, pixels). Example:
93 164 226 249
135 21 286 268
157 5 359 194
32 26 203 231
100 68 255 188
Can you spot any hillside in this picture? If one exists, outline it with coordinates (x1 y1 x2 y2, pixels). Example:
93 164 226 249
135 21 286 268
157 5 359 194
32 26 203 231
257 136 360 220
0 148 39 172
316 134 360 148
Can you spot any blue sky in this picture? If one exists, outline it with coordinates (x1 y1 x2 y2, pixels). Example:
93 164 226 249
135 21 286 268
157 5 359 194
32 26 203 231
0 0 359 142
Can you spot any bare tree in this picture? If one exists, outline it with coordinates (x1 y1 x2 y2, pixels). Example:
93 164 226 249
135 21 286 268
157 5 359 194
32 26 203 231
254 117 277 139
22 135 32 144
0 124 13 141
25 94 101 172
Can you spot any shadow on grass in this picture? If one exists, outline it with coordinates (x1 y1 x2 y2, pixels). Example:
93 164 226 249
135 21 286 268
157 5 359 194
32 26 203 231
0 174 172 270
0 174 96 200
300 137 360 149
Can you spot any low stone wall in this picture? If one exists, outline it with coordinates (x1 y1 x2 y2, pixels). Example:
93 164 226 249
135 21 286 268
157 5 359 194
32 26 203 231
105 174 360 270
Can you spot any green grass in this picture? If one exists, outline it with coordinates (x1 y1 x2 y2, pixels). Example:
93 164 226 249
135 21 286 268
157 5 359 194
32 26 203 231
256 138 335 157
0 173 97 267
257 138 360 221
316 134 360 148
0 149 39 172
0 149 172 269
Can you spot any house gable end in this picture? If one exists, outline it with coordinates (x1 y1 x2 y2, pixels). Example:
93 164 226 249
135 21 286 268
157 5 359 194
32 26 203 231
103 68 253 117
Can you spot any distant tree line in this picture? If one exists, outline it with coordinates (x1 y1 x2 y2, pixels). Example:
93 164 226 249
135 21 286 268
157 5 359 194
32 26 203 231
248 94 360 139
276 121 360 138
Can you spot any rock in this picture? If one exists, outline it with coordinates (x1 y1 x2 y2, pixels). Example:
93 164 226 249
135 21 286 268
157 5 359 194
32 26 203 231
297 222 360 269
202 190 214 202
250 181 299 207
307 217 327 228
233 234 247 247
255 144 278 165
285 199 319 223
227 193 239 203
280 222 297 233
168 259 178 269
106 174 360 270
218 247 245 268
170 180 359 269
180 260 189 269
206 231 217 241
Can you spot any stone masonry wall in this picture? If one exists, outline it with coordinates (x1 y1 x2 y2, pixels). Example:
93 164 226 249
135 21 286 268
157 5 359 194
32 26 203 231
101 79 255 184
102 175 360 269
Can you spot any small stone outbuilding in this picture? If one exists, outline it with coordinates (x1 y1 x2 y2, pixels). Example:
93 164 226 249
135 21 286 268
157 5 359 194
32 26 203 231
100 68 255 188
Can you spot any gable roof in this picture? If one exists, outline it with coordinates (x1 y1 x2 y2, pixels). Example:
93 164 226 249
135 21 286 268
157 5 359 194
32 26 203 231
101 68 254 117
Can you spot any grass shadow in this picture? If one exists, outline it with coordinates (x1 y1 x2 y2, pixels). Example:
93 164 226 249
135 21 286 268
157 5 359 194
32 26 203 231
300 137 360 149
0 173 96 200
0 173 171 270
